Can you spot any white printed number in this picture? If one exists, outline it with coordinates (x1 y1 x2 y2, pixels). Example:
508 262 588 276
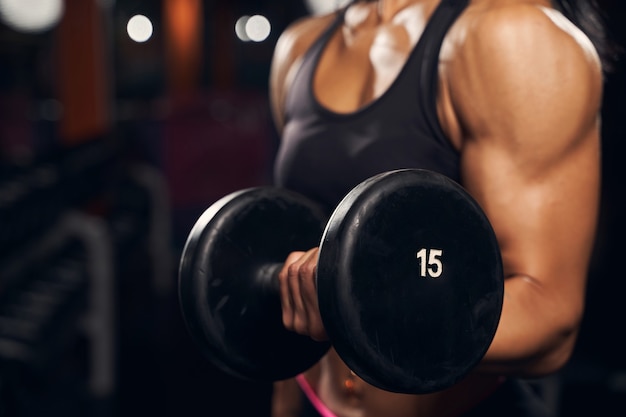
416 248 443 278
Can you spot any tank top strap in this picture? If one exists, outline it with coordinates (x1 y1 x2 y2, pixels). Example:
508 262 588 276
415 0 470 149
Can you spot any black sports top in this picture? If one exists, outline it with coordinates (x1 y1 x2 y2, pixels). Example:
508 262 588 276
273 0 468 214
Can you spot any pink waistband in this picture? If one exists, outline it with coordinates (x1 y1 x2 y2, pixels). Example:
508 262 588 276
296 374 338 417
296 374 507 417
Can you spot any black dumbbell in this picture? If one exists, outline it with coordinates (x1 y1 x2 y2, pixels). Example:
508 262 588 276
178 169 504 394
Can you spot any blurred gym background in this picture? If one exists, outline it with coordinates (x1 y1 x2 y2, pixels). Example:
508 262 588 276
0 0 623 416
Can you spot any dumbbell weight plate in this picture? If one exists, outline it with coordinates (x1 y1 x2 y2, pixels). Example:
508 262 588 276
317 169 504 394
179 187 331 381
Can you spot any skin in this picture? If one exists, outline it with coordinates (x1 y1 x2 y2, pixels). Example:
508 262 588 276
269 0 603 416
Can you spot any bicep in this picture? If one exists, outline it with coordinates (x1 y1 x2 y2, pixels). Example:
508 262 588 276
462 126 600 296
460 109 601 374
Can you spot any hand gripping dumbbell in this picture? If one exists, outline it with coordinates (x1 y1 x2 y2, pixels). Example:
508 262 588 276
178 169 504 394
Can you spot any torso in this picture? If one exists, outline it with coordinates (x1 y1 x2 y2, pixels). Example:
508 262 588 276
272 0 464 212
272 0 465 147
271 0 567 416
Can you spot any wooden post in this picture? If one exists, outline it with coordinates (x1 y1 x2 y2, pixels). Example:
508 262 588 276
56 0 111 145
163 0 204 100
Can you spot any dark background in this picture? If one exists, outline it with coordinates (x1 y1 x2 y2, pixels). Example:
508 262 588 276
0 0 624 416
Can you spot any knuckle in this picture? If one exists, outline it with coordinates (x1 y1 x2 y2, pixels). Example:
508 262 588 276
277 268 287 284
287 263 300 278
302 263 316 277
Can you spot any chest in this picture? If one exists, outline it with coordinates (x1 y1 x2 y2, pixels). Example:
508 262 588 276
313 3 432 113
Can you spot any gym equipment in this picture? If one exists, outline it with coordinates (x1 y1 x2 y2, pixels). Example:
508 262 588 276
179 169 504 393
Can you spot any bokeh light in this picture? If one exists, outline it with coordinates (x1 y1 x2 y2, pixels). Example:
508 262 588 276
235 15 251 42
127 14 153 43
0 0 64 33
235 14 271 42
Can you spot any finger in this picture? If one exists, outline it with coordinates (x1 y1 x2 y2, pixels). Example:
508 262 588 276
287 252 310 335
289 248 328 340
298 248 319 311
278 251 305 332
298 249 327 340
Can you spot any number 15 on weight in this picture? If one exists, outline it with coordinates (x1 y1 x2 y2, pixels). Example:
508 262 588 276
416 248 443 279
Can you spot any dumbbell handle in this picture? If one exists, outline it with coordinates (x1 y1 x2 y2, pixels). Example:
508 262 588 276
254 262 283 297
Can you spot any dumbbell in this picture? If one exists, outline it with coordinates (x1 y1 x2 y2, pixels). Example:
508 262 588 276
178 169 504 394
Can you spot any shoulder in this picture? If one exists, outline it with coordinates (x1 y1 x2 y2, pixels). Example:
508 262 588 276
443 2 603 142
269 12 339 131
467 1 599 65
453 2 602 79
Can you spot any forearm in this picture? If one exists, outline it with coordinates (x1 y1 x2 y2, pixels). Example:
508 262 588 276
477 272 583 377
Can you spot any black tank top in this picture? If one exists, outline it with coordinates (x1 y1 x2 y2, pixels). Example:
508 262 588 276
273 0 468 214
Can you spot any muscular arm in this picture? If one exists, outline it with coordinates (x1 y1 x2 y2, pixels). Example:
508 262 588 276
445 4 603 377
